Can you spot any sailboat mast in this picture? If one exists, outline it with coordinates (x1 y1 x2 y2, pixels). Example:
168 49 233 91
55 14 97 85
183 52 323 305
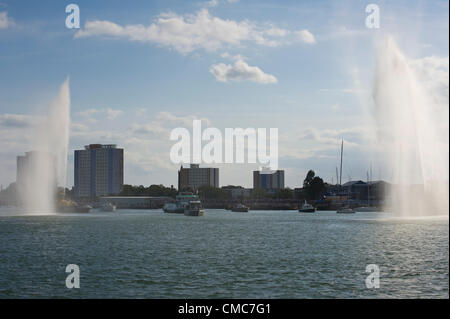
339 140 343 186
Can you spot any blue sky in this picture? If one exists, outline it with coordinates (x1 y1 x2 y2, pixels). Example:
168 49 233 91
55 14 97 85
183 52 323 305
0 0 448 188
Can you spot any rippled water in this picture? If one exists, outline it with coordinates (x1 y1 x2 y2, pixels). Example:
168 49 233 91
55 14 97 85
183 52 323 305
0 209 448 298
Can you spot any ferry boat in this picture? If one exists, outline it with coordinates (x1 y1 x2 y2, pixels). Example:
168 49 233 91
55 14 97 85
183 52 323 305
163 193 200 214
231 204 249 212
184 200 204 216
299 200 316 213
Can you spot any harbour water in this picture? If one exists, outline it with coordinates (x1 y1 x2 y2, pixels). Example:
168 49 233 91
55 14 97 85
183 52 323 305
0 209 448 298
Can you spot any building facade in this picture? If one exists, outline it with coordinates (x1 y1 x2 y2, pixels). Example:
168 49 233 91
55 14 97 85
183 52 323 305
74 144 124 197
253 169 285 190
178 164 219 190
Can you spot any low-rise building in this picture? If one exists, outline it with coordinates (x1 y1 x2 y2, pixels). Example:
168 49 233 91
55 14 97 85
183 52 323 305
178 164 219 191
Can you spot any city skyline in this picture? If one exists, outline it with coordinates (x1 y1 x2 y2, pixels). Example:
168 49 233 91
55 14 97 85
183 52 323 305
0 0 448 189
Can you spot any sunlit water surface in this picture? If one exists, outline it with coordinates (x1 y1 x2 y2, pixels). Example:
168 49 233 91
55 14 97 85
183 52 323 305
0 209 448 298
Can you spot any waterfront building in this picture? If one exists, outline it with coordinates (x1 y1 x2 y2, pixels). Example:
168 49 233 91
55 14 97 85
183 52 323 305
74 144 123 197
222 186 252 200
178 164 219 191
253 169 285 190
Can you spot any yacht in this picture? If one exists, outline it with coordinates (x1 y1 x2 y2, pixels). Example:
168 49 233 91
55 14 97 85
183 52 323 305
299 200 316 213
184 200 204 216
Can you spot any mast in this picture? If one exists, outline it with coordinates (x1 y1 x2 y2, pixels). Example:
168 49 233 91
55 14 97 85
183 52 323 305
339 140 343 186
335 167 339 186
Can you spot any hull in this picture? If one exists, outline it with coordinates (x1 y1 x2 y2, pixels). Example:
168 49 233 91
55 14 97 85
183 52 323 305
163 208 184 214
231 207 249 212
299 208 316 213
59 206 91 214
184 209 204 216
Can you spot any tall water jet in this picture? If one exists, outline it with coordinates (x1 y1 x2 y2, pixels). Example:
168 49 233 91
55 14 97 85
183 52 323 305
18 79 71 213
373 36 449 217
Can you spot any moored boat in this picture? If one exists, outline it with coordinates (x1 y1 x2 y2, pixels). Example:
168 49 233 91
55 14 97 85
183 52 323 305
163 192 200 214
184 200 204 216
299 200 316 213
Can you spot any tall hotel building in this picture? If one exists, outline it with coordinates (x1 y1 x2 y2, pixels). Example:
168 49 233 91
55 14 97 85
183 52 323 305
253 169 285 190
74 144 124 197
178 164 219 191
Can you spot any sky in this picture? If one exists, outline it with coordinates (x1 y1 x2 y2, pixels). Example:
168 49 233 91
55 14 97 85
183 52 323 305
0 0 448 189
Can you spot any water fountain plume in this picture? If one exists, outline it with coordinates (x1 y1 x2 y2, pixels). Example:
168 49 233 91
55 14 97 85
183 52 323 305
19 78 71 213
373 36 449 217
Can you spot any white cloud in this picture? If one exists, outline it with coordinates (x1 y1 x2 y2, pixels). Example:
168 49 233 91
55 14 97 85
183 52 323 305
0 114 39 128
204 0 219 7
295 29 316 44
75 9 316 53
0 11 13 30
409 55 449 106
75 108 123 122
106 108 123 120
210 59 277 84
264 27 289 37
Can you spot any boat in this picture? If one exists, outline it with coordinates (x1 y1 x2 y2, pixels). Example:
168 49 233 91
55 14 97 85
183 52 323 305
337 207 355 214
163 192 199 214
299 200 316 213
163 202 184 214
58 200 91 213
184 200 204 216
75 205 92 213
100 202 116 212
231 204 249 212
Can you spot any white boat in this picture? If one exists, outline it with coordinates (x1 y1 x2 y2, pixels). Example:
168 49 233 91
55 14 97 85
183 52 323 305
100 202 116 212
299 200 316 213
337 207 355 214
184 200 204 216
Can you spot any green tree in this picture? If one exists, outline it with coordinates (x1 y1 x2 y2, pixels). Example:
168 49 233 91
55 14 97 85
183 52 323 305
308 176 326 200
303 170 315 188
274 188 294 199
251 188 267 199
